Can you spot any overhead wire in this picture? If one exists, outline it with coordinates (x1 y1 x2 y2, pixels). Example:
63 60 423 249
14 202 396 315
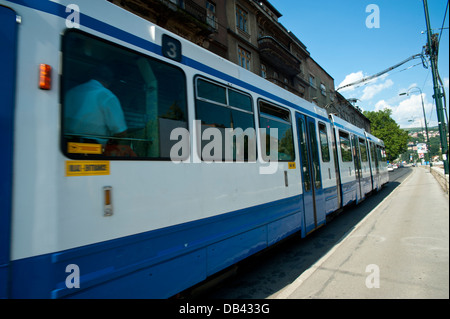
336 53 424 91
438 0 449 44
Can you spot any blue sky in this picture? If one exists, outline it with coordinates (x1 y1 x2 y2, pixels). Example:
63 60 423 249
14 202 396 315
269 0 449 129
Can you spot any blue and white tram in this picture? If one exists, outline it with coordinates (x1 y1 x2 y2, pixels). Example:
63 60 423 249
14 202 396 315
0 0 388 298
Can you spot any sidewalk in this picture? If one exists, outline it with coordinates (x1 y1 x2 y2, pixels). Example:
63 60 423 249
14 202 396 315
271 167 449 299
419 165 449 195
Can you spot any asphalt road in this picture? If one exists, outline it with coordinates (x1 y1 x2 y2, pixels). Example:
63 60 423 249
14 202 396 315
196 167 449 299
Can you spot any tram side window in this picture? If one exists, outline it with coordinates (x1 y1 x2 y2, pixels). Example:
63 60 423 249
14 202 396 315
379 146 387 162
195 78 256 162
258 102 295 161
375 146 380 166
62 30 188 160
309 121 322 189
359 138 368 162
382 147 387 160
370 142 376 164
339 131 353 162
318 122 330 162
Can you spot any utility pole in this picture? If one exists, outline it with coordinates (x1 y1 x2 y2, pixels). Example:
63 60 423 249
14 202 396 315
423 0 449 174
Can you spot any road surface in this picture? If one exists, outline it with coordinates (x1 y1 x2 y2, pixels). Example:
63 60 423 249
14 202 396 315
199 167 449 299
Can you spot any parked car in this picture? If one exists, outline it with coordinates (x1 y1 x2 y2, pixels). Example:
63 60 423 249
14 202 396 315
388 164 394 171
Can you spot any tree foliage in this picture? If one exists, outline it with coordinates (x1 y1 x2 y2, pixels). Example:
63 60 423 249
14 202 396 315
363 109 409 161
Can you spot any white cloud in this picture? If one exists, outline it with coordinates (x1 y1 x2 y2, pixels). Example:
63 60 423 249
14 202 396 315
374 99 392 111
391 93 435 128
371 93 436 128
337 71 364 92
361 79 394 101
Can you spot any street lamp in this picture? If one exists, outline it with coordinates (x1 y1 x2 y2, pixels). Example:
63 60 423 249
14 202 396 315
399 87 431 167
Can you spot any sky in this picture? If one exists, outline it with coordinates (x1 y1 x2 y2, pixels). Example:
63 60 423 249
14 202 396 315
269 0 449 129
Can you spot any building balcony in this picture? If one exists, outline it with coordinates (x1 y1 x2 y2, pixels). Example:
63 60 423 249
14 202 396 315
110 0 215 35
159 0 215 33
258 36 301 76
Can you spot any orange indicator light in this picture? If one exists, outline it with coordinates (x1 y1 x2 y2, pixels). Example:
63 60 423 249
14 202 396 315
39 64 52 90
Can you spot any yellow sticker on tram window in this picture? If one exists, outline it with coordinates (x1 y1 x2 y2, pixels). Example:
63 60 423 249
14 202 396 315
66 161 110 176
68 142 102 154
288 162 296 169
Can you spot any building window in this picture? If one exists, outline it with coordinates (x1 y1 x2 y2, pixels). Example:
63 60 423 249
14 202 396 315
258 27 264 39
238 46 251 70
206 1 217 30
169 0 184 9
261 64 267 78
320 83 327 96
309 75 316 88
236 5 248 33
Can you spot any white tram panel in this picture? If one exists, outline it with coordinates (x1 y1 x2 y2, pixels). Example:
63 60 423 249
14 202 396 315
10 0 303 260
11 5 64 260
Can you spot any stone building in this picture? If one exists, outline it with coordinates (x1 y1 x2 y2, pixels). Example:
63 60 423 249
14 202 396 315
330 92 371 132
107 0 229 58
225 0 310 100
306 56 335 109
107 0 370 131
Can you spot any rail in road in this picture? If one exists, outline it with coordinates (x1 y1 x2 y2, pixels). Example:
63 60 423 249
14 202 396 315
188 167 448 299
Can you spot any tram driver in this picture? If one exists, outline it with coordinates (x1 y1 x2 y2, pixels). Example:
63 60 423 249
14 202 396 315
64 65 135 156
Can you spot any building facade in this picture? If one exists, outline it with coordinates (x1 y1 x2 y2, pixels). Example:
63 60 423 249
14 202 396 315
107 0 370 131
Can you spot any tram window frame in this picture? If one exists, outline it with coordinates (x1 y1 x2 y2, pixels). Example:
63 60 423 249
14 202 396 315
194 77 256 162
308 121 322 189
359 138 368 162
318 122 330 162
381 147 387 160
297 117 311 191
258 100 295 162
61 29 189 161
370 141 376 164
375 145 387 167
339 130 353 162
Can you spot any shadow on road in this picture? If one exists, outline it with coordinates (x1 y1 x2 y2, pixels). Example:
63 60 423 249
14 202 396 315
187 168 412 299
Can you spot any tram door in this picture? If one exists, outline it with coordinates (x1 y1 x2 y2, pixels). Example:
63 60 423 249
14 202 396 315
352 134 363 202
0 5 18 299
371 142 381 191
296 113 325 235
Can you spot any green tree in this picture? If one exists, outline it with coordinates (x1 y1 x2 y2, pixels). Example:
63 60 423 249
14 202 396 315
363 109 409 161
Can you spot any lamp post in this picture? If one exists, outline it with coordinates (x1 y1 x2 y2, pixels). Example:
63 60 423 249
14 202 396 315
400 87 431 167
423 0 448 174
